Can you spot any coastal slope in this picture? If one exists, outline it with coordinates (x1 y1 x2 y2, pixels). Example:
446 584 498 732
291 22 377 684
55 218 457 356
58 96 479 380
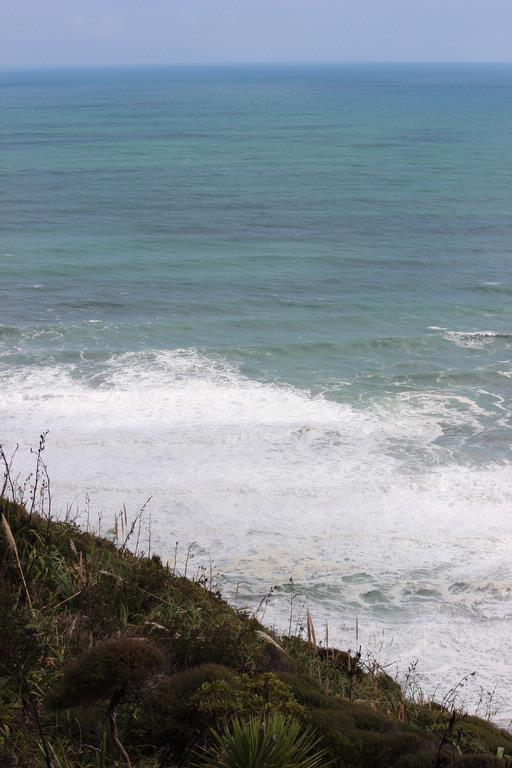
0 496 510 767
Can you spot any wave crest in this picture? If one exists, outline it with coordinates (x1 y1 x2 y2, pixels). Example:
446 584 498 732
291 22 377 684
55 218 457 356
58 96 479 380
444 331 512 349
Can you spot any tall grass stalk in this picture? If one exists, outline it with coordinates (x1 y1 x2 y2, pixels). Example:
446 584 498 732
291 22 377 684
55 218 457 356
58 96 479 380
1 513 33 610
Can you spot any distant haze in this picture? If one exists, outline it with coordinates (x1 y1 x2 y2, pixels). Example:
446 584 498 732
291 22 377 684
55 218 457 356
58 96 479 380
1 0 511 69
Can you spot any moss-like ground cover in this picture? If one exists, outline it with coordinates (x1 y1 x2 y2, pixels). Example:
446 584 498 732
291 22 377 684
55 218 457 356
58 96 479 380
1 496 511 767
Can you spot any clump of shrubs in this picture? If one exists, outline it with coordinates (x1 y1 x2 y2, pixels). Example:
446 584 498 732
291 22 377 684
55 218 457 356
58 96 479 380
193 672 305 722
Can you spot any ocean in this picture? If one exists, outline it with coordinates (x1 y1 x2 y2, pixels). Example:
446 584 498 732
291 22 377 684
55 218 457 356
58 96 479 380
1 63 512 717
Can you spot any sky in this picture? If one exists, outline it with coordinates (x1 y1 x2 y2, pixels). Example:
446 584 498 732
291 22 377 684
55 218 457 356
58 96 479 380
1 0 511 70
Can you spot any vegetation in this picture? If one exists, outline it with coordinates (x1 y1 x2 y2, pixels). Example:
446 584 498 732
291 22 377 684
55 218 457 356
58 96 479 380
192 712 329 768
1 459 512 767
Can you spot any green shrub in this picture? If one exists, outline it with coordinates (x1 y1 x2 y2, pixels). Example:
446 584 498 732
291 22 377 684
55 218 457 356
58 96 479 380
48 637 166 709
126 669 304 759
309 705 437 768
125 664 236 754
278 672 341 710
194 672 305 723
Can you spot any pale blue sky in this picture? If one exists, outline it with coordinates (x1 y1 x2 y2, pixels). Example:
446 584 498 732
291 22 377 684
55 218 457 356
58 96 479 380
1 0 511 69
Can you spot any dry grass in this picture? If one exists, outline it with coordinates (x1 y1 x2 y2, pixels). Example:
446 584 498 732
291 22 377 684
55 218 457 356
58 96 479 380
1 512 33 610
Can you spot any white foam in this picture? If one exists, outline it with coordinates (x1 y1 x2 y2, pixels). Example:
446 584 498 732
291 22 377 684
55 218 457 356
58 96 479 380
444 330 511 349
1 349 512 718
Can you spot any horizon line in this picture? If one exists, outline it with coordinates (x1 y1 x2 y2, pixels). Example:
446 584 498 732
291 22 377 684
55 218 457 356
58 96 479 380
2 59 512 74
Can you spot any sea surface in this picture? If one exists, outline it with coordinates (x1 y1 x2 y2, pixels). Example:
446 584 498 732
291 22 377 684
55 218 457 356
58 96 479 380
1 64 512 718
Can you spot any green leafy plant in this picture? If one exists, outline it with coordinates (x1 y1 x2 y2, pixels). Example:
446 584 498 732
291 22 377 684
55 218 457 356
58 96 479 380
193 712 329 768
195 672 305 723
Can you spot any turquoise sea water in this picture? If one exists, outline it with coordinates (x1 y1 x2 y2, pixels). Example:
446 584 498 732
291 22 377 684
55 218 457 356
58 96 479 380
1 64 512 713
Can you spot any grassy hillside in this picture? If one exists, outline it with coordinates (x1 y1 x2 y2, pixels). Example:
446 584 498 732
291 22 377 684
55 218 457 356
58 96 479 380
1 496 510 767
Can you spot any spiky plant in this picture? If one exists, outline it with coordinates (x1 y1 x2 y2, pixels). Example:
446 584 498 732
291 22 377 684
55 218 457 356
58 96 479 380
193 712 330 768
